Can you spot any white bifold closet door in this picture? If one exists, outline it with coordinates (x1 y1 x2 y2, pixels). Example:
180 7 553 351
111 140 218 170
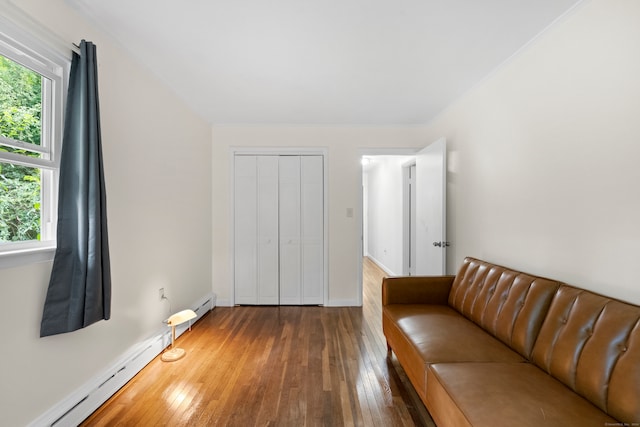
234 156 279 305
234 155 324 305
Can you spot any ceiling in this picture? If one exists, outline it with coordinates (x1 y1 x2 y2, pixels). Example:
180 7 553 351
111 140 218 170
65 0 581 126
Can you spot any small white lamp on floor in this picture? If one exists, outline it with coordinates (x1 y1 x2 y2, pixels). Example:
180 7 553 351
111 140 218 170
161 309 197 362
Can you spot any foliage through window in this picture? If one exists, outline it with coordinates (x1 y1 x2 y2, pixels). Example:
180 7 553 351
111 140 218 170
0 23 67 254
0 56 43 242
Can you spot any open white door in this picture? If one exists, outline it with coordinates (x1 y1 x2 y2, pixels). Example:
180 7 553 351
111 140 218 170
414 138 447 275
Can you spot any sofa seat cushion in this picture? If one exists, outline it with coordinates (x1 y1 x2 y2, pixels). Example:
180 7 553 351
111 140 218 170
383 304 525 400
384 305 526 362
426 362 618 427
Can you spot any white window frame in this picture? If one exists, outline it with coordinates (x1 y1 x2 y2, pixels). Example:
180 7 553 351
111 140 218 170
0 15 69 268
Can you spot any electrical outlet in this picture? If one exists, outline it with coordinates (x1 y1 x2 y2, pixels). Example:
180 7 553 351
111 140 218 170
159 288 165 300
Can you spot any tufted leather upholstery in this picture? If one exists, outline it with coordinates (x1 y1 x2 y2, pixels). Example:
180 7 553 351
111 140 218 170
531 285 640 422
383 256 640 426
448 258 560 358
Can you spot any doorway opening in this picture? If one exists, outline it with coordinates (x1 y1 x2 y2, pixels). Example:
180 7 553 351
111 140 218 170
359 139 447 305
361 154 415 277
358 149 416 306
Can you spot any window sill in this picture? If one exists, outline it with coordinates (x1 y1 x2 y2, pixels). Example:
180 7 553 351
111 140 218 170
0 245 56 269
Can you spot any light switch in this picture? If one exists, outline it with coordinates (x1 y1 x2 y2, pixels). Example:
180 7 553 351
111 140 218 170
346 207 354 218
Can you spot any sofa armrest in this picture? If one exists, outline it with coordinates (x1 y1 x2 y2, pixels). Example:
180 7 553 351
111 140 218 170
382 276 455 306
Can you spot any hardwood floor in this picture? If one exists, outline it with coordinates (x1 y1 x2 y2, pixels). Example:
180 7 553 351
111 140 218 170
81 258 435 426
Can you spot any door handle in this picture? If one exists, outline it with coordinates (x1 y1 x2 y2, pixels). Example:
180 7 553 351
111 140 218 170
433 241 451 247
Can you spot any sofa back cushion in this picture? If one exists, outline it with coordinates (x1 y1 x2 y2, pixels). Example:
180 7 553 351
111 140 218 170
531 285 640 423
449 257 560 358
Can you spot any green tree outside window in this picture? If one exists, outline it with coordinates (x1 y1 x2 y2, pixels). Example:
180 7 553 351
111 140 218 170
0 55 43 242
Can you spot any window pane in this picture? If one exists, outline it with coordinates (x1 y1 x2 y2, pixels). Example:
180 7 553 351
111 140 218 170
0 54 42 146
0 161 41 242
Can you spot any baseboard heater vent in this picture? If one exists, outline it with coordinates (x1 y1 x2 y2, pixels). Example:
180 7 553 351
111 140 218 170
51 396 88 427
30 292 216 427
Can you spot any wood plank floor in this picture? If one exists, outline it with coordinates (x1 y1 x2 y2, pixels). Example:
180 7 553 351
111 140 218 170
81 258 435 426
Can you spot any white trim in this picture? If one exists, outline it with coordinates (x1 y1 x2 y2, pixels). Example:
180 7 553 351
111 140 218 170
0 135 50 155
231 146 329 156
358 147 420 156
0 244 55 269
1 0 78 60
27 293 216 427
229 147 329 307
401 159 418 276
0 150 59 169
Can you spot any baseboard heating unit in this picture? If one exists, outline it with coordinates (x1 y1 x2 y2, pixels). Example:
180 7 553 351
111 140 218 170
28 293 216 427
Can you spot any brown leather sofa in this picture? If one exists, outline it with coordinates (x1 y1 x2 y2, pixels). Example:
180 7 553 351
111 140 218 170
382 257 640 427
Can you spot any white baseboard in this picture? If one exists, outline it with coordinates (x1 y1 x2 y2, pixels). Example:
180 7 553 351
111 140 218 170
218 297 359 307
28 292 216 427
215 297 232 307
366 255 397 276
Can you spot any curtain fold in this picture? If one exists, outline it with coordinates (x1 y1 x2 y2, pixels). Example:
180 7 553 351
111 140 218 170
40 40 111 337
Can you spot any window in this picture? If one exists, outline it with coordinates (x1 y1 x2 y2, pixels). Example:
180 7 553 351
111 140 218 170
0 20 68 264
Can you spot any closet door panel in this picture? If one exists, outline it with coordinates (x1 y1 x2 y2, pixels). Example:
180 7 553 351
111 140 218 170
234 156 258 304
279 156 302 304
301 156 324 304
257 156 280 304
234 153 325 306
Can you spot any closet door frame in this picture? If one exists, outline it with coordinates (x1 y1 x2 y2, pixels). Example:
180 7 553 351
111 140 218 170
230 146 328 307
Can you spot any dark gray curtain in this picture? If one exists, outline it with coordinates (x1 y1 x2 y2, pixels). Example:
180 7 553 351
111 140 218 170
40 40 111 337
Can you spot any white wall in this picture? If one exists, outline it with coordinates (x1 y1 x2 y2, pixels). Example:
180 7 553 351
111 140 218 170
3 0 640 424
364 156 414 275
212 0 640 309
211 126 429 306
424 0 640 304
0 1 212 426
